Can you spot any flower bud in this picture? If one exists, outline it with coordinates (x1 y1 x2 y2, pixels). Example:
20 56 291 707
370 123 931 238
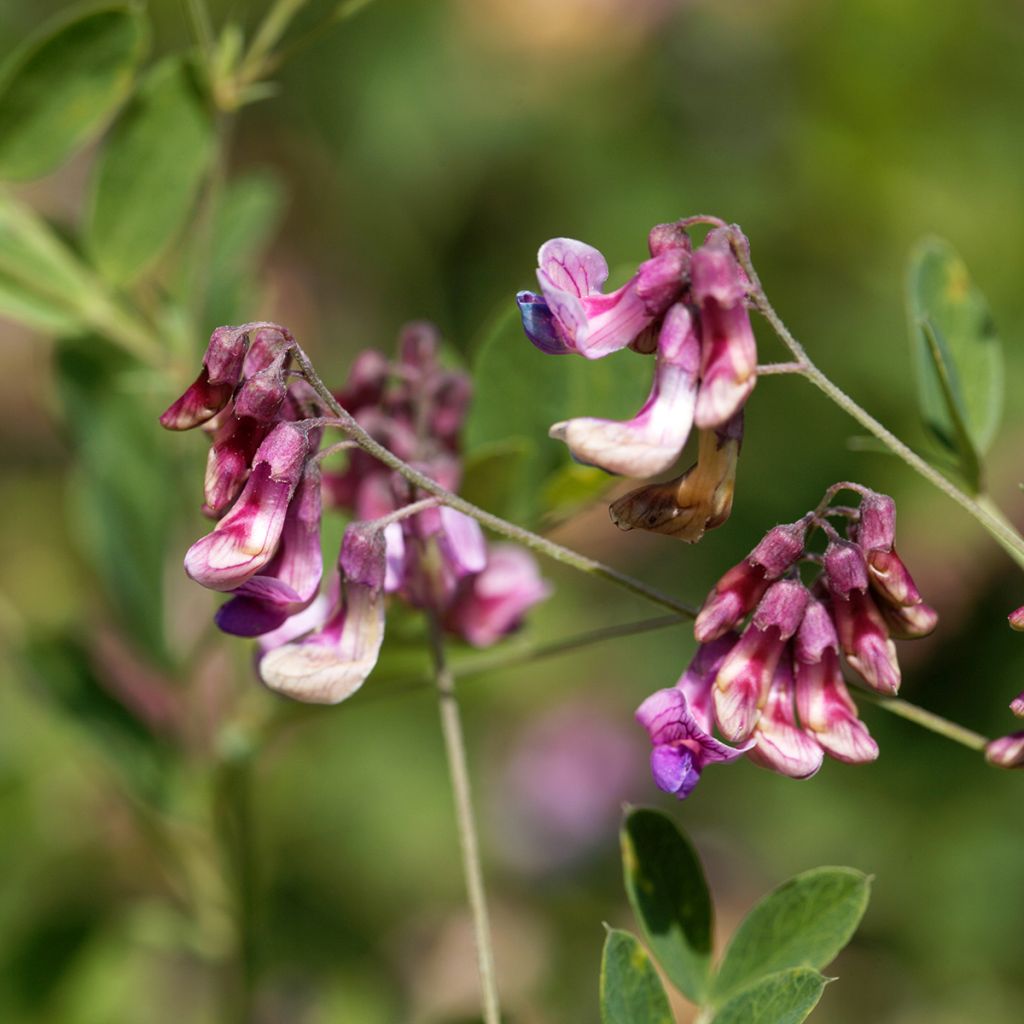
549 302 699 477
752 580 810 641
694 562 770 643
823 539 869 597
1009 606 1024 631
713 623 786 741
258 521 387 704
647 220 692 258
748 519 808 579
832 589 901 695
795 650 878 764
878 599 938 640
184 422 309 591
794 597 839 665
1010 691 1024 718
856 491 896 553
747 659 824 779
985 731 1024 769
866 548 922 607
233 352 288 422
159 325 250 430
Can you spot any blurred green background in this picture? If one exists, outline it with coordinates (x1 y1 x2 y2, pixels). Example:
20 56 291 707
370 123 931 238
1 0 1023 1021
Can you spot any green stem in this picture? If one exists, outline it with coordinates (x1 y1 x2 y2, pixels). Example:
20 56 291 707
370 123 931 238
731 234 1024 572
425 613 502 1024
855 690 989 751
292 346 697 619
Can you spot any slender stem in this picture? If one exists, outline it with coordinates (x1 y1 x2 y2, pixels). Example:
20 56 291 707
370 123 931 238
292 346 697 619
855 689 989 751
732 235 1024 572
365 496 440 529
756 361 807 376
424 613 502 1024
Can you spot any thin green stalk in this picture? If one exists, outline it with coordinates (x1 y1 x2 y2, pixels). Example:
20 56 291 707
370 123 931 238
425 613 502 1024
292 346 697 619
731 233 1024 572
855 689 989 751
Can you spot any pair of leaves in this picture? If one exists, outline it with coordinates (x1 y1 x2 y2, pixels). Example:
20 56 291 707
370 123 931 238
906 237 1003 493
464 302 653 527
601 809 870 1024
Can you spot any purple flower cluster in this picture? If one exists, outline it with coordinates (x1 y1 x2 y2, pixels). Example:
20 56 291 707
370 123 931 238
637 485 938 798
161 322 549 705
985 605 1024 769
516 220 756 541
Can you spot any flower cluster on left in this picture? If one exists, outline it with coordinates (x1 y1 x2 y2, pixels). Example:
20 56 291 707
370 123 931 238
161 321 550 704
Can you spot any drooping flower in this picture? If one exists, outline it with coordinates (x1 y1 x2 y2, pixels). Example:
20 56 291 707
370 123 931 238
636 483 934 797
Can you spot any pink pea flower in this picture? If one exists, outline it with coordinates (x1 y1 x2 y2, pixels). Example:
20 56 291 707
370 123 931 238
445 544 551 647
747 660 824 779
831 588 901 695
547 302 700 477
184 421 309 591
258 520 387 705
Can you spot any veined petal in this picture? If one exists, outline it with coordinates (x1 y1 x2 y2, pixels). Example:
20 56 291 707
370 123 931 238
537 238 609 297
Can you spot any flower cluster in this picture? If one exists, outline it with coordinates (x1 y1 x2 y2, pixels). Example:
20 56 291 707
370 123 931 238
637 484 938 798
161 322 549 704
985 605 1024 769
516 220 756 542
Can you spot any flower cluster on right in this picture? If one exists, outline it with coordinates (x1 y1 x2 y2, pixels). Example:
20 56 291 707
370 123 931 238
986 605 1024 769
638 484 938 798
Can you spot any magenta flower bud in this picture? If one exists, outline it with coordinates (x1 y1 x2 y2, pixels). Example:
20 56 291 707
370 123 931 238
233 351 288 422
985 731 1024 769
713 623 787 741
636 687 751 799
647 220 692 258
336 349 391 410
691 228 756 429
531 238 680 359
1010 692 1024 718
866 548 922 607
184 422 309 591
1009 606 1024 631
879 600 939 640
747 659 824 779
215 462 324 637
752 580 810 641
676 632 740 729
795 651 878 764
748 519 808 579
203 414 273 515
823 539 870 598
694 561 770 644
159 324 250 430
445 545 551 647
258 520 387 705
242 324 293 376
429 371 473 445
857 491 896 553
794 597 839 664
398 319 441 369
832 589 901 695
548 302 699 477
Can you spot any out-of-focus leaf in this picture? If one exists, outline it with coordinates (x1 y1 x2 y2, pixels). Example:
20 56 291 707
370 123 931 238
19 630 170 801
0 5 148 180
711 968 828 1024
203 170 286 329
459 438 530 519
621 808 713 1003
906 237 1003 468
87 58 215 285
600 928 673 1024
54 339 175 663
712 867 869 1004
541 461 615 525
0 271 84 333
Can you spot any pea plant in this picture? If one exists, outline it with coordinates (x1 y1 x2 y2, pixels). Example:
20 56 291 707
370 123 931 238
2 3 1021 1023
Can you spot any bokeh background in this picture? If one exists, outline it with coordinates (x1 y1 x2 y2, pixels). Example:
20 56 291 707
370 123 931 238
1 0 1023 1021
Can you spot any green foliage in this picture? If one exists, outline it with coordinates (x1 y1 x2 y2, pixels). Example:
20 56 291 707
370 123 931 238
906 237 1004 489
87 57 215 285
459 439 531 522
621 807 713 1003
54 338 176 664
711 969 829 1024
711 867 870 1004
599 928 673 1024
0 5 148 181
615 811 868 1023
465 304 650 526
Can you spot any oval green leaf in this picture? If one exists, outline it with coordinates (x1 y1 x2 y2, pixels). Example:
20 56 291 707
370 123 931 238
906 237 1003 463
621 808 713 1003
0 5 148 180
87 57 215 284
712 867 869 1005
600 928 673 1024
712 968 828 1024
